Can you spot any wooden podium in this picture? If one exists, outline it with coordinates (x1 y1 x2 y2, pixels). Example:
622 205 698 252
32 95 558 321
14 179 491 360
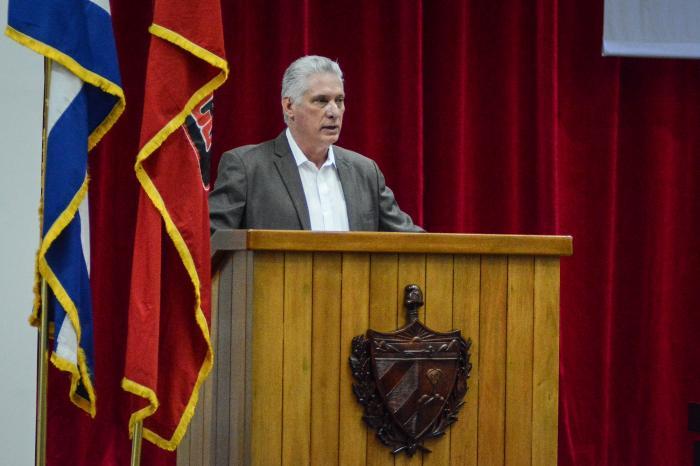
177 230 572 466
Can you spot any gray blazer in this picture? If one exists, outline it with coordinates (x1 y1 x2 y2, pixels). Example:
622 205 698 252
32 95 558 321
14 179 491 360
209 131 422 232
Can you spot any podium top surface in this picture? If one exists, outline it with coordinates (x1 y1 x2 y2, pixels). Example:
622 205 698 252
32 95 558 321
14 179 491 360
211 230 573 257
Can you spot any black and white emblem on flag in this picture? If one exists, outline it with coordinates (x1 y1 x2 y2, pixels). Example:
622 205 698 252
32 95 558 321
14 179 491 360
184 95 214 189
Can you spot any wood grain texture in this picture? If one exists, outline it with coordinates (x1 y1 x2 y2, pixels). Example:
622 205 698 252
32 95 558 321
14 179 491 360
176 413 191 465
177 258 230 466
339 253 370 466
532 258 560 466
505 257 535 466
201 370 213 466
368 254 399 466
200 253 228 466
477 256 508 466
250 252 284 465
311 253 342 466
369 254 399 332
201 259 223 466
188 356 205 466
422 255 455 466
211 230 573 257
242 251 255 466
450 256 480 466
282 253 313 465
228 251 250 465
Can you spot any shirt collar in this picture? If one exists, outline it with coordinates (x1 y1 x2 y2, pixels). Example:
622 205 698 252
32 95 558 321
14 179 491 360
286 128 336 168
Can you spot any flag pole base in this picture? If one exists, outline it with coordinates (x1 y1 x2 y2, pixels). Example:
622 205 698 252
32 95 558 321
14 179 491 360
35 278 49 466
130 421 143 466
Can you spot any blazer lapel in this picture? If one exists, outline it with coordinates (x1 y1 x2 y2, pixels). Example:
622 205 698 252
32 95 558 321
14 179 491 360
335 149 363 230
273 132 311 230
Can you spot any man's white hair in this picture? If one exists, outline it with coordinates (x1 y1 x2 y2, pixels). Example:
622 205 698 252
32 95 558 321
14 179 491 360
281 55 343 123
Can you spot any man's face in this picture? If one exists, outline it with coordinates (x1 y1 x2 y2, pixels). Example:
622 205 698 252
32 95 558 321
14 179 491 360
284 72 345 152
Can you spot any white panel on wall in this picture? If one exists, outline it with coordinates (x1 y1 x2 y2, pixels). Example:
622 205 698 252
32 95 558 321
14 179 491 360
604 0 700 58
0 0 41 463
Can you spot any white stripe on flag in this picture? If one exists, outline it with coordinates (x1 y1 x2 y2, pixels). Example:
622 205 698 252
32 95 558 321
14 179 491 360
47 63 83 136
88 0 111 14
55 318 79 364
78 199 90 275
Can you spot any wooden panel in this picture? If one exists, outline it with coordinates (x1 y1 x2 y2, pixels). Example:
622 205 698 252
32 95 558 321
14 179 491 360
505 257 535 466
395 254 426 466
212 230 573 257
339 253 370 466
422 255 455 466
477 256 508 466
532 258 560 465
369 254 399 331
368 254 399 466
177 411 191 465
194 253 227 466
228 251 250 465
242 251 255 466
201 371 214 466
201 259 223 466
188 360 205 465
250 252 284 465
450 256 480 466
311 253 342 466
282 253 313 464
178 257 232 466
179 254 230 466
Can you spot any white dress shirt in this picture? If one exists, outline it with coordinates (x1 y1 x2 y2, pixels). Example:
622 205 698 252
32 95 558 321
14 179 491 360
286 129 350 231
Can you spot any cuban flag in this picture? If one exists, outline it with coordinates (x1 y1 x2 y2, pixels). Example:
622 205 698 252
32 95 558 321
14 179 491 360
6 0 125 415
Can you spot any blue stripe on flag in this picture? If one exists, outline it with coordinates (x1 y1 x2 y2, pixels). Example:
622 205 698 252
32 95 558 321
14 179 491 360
8 0 122 86
6 0 125 415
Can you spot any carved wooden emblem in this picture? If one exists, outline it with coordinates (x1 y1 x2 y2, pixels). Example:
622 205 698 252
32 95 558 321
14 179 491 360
350 284 472 456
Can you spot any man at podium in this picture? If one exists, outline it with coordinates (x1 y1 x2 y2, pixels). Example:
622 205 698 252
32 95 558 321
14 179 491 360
209 55 422 233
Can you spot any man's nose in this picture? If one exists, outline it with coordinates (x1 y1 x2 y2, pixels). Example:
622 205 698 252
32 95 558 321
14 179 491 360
326 102 340 117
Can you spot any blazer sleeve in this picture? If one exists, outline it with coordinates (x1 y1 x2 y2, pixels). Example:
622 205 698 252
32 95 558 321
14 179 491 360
209 149 247 232
374 161 425 232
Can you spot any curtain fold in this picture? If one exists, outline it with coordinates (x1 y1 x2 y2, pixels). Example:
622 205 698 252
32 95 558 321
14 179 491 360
46 1 700 465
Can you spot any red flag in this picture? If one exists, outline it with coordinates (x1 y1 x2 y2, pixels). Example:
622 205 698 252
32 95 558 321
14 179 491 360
121 0 228 450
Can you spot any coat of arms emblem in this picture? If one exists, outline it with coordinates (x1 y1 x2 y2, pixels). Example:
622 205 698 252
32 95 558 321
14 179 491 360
350 285 472 456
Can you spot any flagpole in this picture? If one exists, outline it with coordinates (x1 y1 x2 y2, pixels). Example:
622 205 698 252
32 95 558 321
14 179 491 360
35 56 52 466
36 279 49 466
130 421 143 466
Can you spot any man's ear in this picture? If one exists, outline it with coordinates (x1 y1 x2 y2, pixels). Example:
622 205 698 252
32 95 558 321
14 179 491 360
282 97 294 121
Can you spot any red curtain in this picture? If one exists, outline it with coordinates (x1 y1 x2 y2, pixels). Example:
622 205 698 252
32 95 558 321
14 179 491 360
46 1 700 465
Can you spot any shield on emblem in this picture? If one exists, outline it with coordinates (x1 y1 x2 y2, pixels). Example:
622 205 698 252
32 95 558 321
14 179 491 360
350 284 471 456
370 323 463 439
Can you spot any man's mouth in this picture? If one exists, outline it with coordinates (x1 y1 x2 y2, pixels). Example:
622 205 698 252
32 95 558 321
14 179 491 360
321 125 339 132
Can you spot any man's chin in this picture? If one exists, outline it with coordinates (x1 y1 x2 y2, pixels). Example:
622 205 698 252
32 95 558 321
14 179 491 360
321 132 340 144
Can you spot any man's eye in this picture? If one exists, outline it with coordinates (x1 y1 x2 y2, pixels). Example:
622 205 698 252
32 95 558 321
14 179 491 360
336 98 345 106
